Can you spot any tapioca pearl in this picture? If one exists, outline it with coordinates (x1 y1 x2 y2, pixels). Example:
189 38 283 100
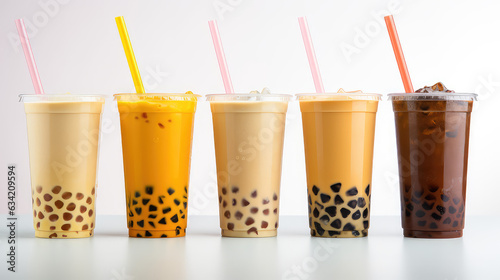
405 209 411 217
365 184 370 196
137 220 144 227
249 190 257 198
422 202 434 210
263 198 270 205
334 195 344 205
275 222 278 229
222 187 227 195
312 208 319 218
36 197 41 207
45 205 53 213
63 213 73 221
158 218 167 225
449 206 457 214
162 207 171 214
235 211 243 220
263 209 270 215
88 210 93 217
231 186 239 193
458 205 464 213
50 226 56 230
273 193 278 201
352 231 361 237
36 186 43 193
273 208 278 214
176 226 182 235
346 187 358 196
82 224 89 230
170 214 179 223
443 217 451 224
36 222 40 229
38 212 44 219
340 208 351 218
91 187 95 195
431 213 441 221
80 205 87 213
411 196 420 204
441 194 449 202
76 193 84 200
222 201 227 207
49 233 57 238
331 219 341 229
406 203 414 211
62 192 72 199
136 233 142 237
319 215 330 225
425 194 436 201
429 223 438 229
363 208 368 218
149 205 157 211
261 221 268 228
452 221 459 227
417 220 426 226
61 224 71 231
456 214 461 219
219 196 222 203
224 210 231 218
149 214 157 219
363 221 369 229
415 210 425 217
33 210 37 217
227 223 234 230
49 214 59 222
453 198 460 205
325 206 336 217
245 217 255 225
428 185 439 192
242 199 250 206
343 223 355 231
358 197 366 208
314 201 324 210
43 194 53 202
52 186 62 194
145 186 153 195
320 194 331 203
148 221 155 228
314 222 325 235
250 207 258 214
352 210 361 220
247 227 258 235
134 191 141 198
142 199 150 205
328 231 341 236
309 217 312 227
76 216 84 222
436 205 445 215
331 183 341 193
159 196 165 204
311 229 317 236
32 197 34 205
132 200 138 205
67 203 76 211
413 190 423 198
308 194 312 205
232 199 236 206
347 200 357 209
144 231 153 237
312 185 319 195
135 207 142 215
167 188 175 195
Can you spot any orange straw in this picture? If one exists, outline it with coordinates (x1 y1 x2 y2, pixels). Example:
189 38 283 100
384 15 414 93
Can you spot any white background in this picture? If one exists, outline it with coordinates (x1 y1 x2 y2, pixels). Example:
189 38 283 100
0 0 498 218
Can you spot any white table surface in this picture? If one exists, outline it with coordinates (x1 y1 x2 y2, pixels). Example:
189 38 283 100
0 215 498 280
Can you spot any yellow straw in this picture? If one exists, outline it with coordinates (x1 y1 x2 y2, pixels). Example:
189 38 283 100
115 16 145 94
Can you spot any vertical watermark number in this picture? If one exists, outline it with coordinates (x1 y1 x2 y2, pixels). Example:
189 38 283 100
6 165 17 272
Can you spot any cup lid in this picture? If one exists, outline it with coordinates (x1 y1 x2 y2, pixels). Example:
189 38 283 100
388 93 477 101
19 94 106 103
296 93 382 101
206 94 292 102
114 93 200 101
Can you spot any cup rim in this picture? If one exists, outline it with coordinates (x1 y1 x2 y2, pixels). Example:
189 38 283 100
206 93 292 102
19 94 106 102
388 92 478 101
296 93 382 101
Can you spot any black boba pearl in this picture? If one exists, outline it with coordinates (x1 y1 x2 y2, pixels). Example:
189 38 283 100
449 206 457 214
404 185 411 193
452 221 458 227
340 208 351 218
148 214 157 219
441 194 450 202
137 220 144 227
334 195 344 205
142 199 150 205
311 230 317 236
128 211 134 217
346 187 358 196
418 221 426 227
174 199 181 206
347 200 357 209
429 222 438 229
436 205 445 215
422 202 434 210
184 202 187 209
314 222 325 236
415 210 425 217
443 217 451 224
458 205 464 213
145 231 152 237
319 215 330 225
158 196 165 204
352 231 360 237
308 194 312 205
365 184 370 196
129 220 133 227
320 194 331 203
363 208 368 218
425 194 436 201
135 207 142 215
163 207 171 214
358 197 366 208
148 221 155 228
413 190 423 198
145 186 153 195
405 209 411 217
161 234 167 238
411 196 420 204
428 185 439 192
431 213 441 221
309 217 312 227
453 198 460 205
308 205 311 214
136 234 142 237
328 231 340 236
170 214 179 223
363 221 369 229
132 200 138 205
352 210 361 220
331 219 342 229
406 203 414 211
315 201 324 209
331 183 341 193
181 214 185 219
168 188 175 195
158 217 167 225
325 206 337 217
149 205 157 212
312 185 319 195
313 208 319 218
343 223 355 231
135 191 141 198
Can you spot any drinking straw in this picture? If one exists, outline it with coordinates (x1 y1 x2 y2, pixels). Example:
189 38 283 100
298 17 325 93
384 15 414 93
208 20 234 94
15 19 44 95
115 16 145 94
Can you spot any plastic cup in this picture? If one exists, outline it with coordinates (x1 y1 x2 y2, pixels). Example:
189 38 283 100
20 94 105 238
114 93 199 238
297 93 381 237
207 94 291 237
389 93 477 238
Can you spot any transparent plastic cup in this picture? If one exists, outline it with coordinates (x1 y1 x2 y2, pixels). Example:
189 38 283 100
388 93 477 238
297 93 381 238
20 94 105 239
114 93 199 238
206 94 291 237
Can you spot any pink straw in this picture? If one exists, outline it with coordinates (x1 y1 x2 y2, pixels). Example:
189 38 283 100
208 20 234 94
15 19 44 95
298 17 325 93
